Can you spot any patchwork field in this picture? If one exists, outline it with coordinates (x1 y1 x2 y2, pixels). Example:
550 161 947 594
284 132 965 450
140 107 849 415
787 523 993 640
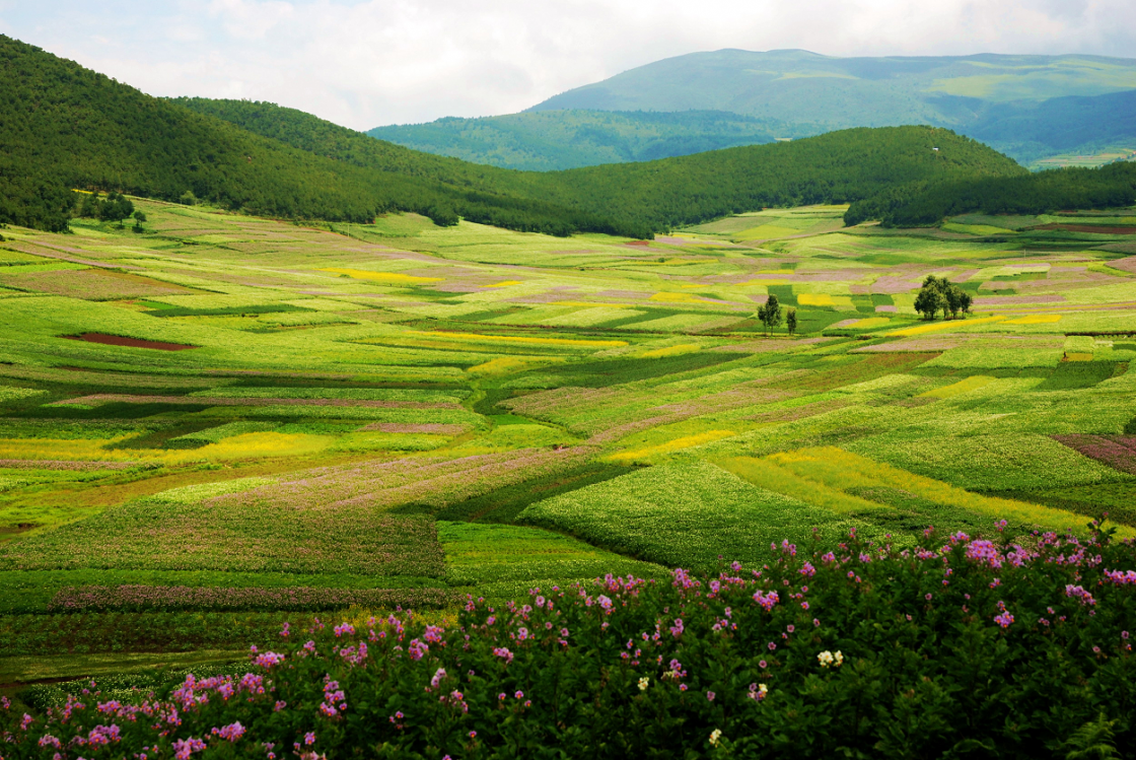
1 198 1135 686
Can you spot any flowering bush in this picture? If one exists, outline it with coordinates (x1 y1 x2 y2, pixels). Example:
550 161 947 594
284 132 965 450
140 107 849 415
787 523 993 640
3 522 1134 759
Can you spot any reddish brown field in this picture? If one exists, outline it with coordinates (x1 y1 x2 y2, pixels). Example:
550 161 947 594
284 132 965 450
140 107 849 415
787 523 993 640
63 333 198 350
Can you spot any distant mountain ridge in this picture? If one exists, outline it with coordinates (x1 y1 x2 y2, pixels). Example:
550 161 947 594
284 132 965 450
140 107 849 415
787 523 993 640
529 49 1136 124
368 110 813 172
370 49 1136 171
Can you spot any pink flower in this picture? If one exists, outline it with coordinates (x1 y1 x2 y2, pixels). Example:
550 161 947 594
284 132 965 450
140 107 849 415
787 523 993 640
211 722 245 742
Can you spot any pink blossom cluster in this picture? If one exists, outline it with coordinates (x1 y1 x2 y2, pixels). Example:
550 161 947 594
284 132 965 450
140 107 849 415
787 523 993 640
319 679 347 718
1103 569 1136 585
1065 585 1097 606
211 722 246 742
752 590 780 612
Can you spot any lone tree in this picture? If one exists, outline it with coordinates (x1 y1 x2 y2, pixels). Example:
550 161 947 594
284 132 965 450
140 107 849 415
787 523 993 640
757 294 783 335
914 274 971 320
786 307 798 336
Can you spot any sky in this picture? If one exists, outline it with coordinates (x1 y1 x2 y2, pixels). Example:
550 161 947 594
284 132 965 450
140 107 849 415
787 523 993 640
3 0 1134 131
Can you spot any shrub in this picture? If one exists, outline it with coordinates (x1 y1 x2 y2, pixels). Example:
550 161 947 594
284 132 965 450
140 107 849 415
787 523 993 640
3 521 1133 758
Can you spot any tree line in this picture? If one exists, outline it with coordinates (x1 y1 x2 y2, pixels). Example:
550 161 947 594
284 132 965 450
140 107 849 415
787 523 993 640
845 162 1136 228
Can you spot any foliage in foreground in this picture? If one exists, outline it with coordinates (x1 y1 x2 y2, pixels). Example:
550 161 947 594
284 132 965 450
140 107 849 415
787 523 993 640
3 522 1134 759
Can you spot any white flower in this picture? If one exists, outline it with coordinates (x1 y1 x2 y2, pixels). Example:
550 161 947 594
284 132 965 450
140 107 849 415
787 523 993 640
709 729 723 747
638 677 649 691
817 650 834 667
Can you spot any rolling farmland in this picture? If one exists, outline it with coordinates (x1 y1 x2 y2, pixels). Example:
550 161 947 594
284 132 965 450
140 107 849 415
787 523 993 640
0 198 1134 691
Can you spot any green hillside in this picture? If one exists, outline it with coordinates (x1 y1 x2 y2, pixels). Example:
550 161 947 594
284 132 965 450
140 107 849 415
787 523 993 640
183 98 1025 232
0 36 625 237
367 110 803 171
536 127 1026 231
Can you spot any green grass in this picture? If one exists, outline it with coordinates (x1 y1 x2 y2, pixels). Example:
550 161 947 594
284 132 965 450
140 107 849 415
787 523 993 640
0 650 242 687
847 432 1133 493
2 199 1136 680
434 462 633 523
439 521 665 600
517 460 876 570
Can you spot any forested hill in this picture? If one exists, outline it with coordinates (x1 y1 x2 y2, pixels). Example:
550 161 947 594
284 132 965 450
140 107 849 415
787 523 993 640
534 127 1026 231
181 98 1025 232
846 162 1136 228
0 36 627 237
2 35 1024 237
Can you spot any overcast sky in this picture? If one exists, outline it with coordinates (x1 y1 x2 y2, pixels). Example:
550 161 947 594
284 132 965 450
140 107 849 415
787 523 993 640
3 0 1134 130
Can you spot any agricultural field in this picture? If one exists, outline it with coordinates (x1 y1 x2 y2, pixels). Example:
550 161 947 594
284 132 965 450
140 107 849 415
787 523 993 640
0 197 1135 691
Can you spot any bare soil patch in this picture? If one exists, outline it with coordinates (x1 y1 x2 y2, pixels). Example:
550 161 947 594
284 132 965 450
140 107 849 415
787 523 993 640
62 333 199 351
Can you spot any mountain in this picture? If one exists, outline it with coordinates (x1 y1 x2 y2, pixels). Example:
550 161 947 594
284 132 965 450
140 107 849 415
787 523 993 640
966 90 1136 164
0 35 1028 237
368 50 1136 171
529 49 1136 125
367 110 810 171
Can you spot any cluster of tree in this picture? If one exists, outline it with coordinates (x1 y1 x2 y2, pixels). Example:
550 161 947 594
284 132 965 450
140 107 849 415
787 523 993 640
846 162 1136 228
914 274 973 320
75 191 148 231
754 295 798 335
76 190 132 222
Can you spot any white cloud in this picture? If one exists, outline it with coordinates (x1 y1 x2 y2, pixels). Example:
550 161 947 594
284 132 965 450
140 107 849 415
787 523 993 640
1 0 1134 130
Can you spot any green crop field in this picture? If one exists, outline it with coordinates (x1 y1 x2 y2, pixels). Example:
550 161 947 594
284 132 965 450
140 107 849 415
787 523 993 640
0 197 1135 693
